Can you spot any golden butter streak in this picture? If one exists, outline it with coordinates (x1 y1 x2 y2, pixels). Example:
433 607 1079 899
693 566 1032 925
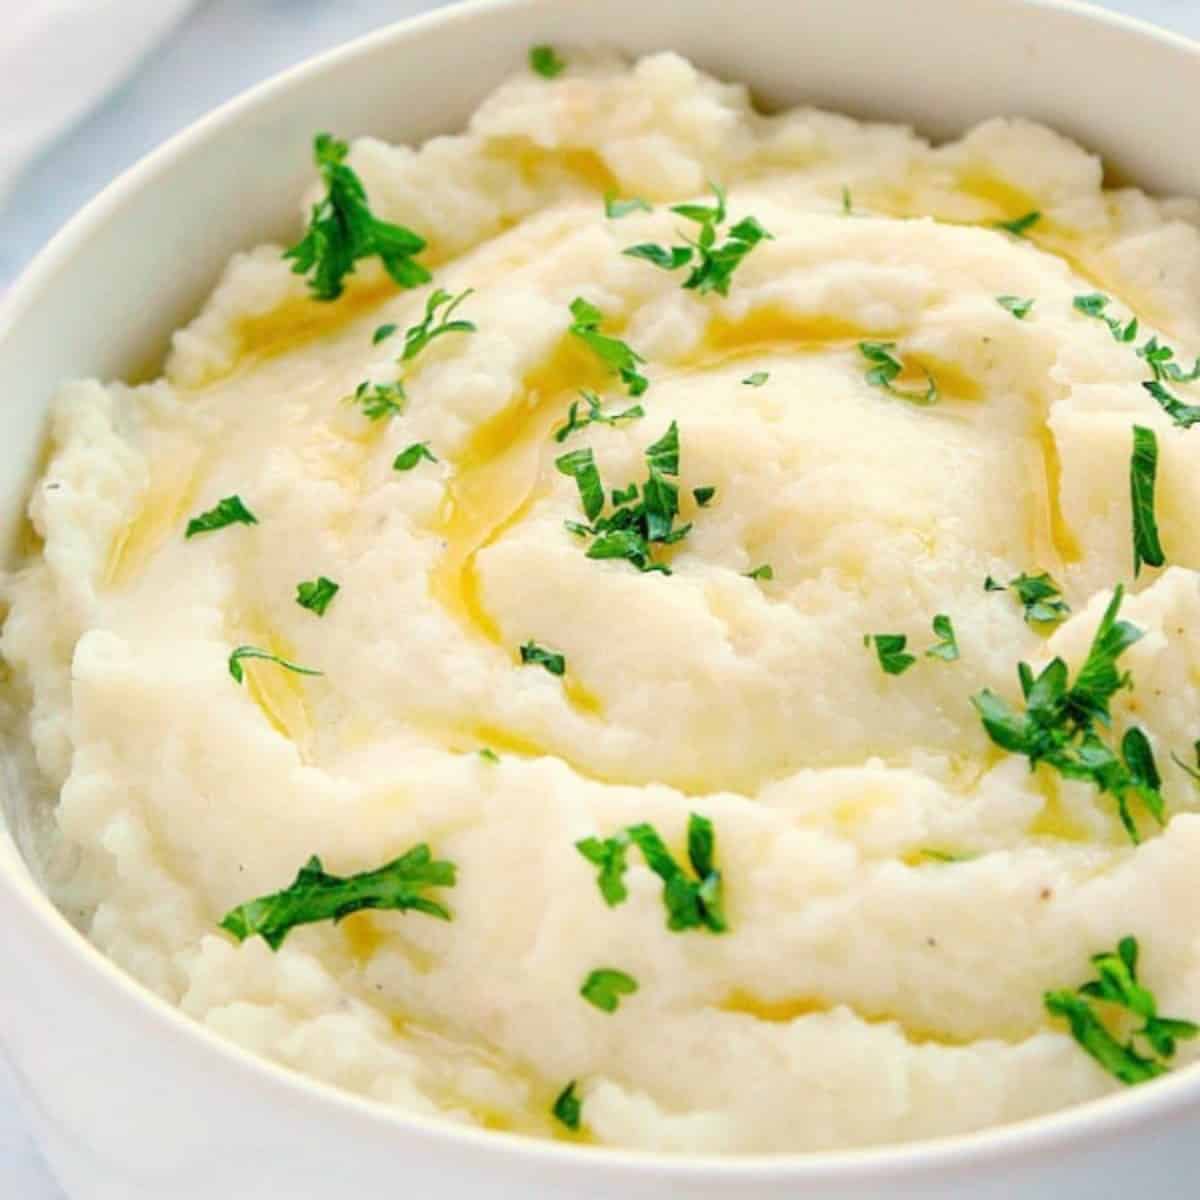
105 460 204 587
231 618 316 753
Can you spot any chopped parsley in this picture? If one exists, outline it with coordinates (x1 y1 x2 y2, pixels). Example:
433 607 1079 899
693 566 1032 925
576 813 726 934
605 194 652 219
745 564 773 581
622 182 772 296
185 495 258 538
997 295 1035 319
858 342 938 405
1139 336 1200 385
987 571 1071 627
553 390 644 443
1172 741 1200 784
1045 937 1198 1085
529 44 566 78
552 1081 582 1131
350 379 406 421
841 185 853 215
567 297 648 396
557 422 698 575
372 323 398 345
520 640 566 677
393 442 438 471
1130 425 1165 576
692 486 716 507
919 849 977 864
399 288 476 362
1144 380 1200 429
971 586 1164 843
478 747 500 764
296 576 339 616
926 613 959 662
228 646 323 685
580 968 639 1013
743 371 770 387
1074 293 1138 343
865 633 917 676
284 133 429 301
993 210 1042 237
218 846 455 951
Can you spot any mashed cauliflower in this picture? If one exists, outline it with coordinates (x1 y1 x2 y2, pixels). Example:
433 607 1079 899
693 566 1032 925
5 50 1200 1154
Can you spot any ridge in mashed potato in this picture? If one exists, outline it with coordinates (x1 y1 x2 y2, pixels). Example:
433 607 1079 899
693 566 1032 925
4 49 1200 1154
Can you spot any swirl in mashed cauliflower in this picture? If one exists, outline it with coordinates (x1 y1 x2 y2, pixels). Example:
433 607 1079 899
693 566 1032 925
5 50 1200 1154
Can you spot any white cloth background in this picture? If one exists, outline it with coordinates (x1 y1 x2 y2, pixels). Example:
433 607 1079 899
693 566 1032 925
0 0 1198 1195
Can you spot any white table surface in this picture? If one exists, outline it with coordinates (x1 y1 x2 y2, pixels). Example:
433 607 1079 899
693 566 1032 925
2 0 1199 1194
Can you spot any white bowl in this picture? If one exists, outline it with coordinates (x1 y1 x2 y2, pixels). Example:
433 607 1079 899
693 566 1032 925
3 0 1200 1196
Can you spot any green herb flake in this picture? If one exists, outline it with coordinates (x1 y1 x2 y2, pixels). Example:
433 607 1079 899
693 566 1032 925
554 390 644 443
1130 425 1165 576
971 586 1162 843
576 813 726 934
296 576 340 616
993 210 1042 237
1005 571 1072 627
284 133 429 301
219 846 455 951
350 379 406 421
1073 293 1139 344
622 182 772 297
693 486 716 507
1143 380 1200 430
228 646 322 686
919 849 977 864
866 633 917 676
567 297 649 397
745 564 773 581
605 194 653 219
372 323 398 345
185 495 258 539
400 288 476 363
841 185 853 215
858 341 938 405
552 1081 582 1131
1139 336 1200 386
1172 741 1200 785
555 447 605 522
529 44 566 79
1045 937 1198 1085
743 371 770 387
393 442 438 471
478 747 500 764
997 295 1035 320
926 613 959 662
580 968 639 1013
520 640 566 677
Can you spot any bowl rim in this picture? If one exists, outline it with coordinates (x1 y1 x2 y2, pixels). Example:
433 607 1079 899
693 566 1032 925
3 0 1200 1179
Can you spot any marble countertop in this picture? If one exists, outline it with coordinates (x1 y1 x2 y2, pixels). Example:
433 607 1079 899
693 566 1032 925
2 0 1198 1194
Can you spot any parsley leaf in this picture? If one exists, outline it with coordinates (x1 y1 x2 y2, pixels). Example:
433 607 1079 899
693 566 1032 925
520 640 566 676
1139 336 1200 385
580 968 639 1013
555 447 605 522
1045 937 1198 1085
350 379 406 421
296 576 339 616
692 486 716 507
393 442 438 471
478 747 500 764
972 586 1162 842
993 210 1042 237
567 297 649 396
372 323 398 345
1172 741 1200 785
866 633 917 676
400 288 476 362
743 371 770 386
988 571 1072 627
284 133 429 301
529 44 566 78
997 295 1035 319
553 390 644 443
858 341 938 405
1074 293 1139 344
841 185 853 216
745 564 773 581
576 814 726 934
228 646 322 685
605 194 653 219
219 846 455 951
552 1081 582 1131
1130 425 1165 576
927 613 960 661
185 495 258 538
623 183 772 297
1143 380 1200 430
